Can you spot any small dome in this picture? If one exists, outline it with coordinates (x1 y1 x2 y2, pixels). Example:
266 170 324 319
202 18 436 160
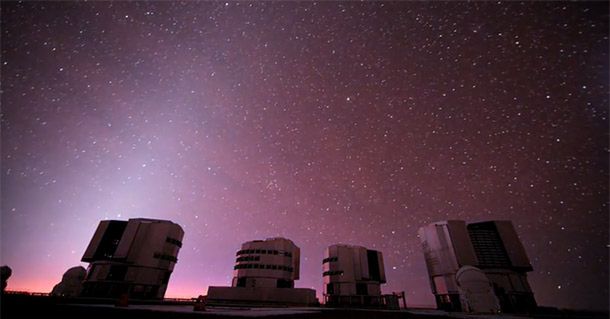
456 265 490 286
62 266 86 280
456 266 500 313
0 265 12 278
51 266 86 297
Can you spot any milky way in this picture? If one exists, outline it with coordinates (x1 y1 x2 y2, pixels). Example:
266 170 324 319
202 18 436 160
1 1 608 310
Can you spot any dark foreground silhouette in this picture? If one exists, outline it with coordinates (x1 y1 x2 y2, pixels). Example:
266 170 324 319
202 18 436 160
2 293 607 319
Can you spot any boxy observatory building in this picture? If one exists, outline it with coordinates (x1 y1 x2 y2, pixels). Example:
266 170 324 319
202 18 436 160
80 218 184 299
206 237 317 306
323 244 401 308
418 220 537 313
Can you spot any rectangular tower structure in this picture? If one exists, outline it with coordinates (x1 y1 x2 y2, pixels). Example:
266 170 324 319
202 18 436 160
322 244 387 306
81 218 184 299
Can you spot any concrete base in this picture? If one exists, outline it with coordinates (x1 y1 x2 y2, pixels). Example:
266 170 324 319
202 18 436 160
206 286 318 307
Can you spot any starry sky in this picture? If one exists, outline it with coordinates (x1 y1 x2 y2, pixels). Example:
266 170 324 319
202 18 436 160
1 1 608 311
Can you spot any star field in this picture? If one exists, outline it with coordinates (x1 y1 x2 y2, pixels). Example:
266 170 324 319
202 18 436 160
1 1 608 310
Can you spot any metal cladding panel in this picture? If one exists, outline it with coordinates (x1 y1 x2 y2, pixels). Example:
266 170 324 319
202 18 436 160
81 221 110 261
326 244 386 285
324 245 345 284
433 276 449 294
169 223 185 242
338 246 356 282
492 221 533 271
322 246 332 273
419 222 461 277
418 225 438 276
128 222 153 264
112 220 141 259
134 222 167 267
112 220 184 270
445 220 478 267
166 223 184 257
330 245 360 283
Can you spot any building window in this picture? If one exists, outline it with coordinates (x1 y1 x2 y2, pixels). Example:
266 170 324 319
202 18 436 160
276 251 292 257
165 237 183 248
322 257 338 264
153 252 178 262
235 256 260 262
234 263 293 272
323 270 344 277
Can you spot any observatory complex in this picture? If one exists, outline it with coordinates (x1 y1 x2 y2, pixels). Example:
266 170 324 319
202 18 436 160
418 220 537 313
206 237 317 306
80 218 184 299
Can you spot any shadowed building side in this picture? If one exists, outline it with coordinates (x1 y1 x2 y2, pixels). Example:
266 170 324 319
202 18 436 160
80 218 184 300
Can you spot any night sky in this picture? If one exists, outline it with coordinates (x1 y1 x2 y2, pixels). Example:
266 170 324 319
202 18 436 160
1 1 608 311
